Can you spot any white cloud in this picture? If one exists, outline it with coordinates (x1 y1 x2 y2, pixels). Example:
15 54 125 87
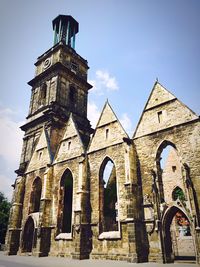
119 113 133 136
0 108 24 164
0 108 24 200
87 101 101 128
96 70 119 91
0 174 14 201
89 69 119 95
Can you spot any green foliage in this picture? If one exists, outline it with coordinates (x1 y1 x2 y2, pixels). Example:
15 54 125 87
172 187 185 202
0 192 11 244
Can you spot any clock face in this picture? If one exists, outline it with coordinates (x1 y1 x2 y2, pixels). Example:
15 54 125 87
43 58 51 69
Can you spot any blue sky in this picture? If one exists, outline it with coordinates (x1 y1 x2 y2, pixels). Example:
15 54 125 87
0 0 200 199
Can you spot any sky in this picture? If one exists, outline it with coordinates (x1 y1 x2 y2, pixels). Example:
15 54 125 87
0 0 200 200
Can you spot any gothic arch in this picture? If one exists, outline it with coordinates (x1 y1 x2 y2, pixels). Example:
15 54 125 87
21 216 35 253
29 177 42 214
99 156 119 233
155 140 184 204
172 186 185 201
57 168 73 234
155 140 177 164
162 205 196 263
99 156 115 178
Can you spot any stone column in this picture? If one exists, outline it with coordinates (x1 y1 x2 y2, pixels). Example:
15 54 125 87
6 176 25 255
38 166 52 256
72 155 91 259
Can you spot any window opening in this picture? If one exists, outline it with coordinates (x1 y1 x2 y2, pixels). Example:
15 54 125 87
100 158 118 232
69 86 75 103
172 186 185 202
71 62 78 73
39 83 47 106
29 177 42 213
106 129 109 139
68 141 71 150
172 166 176 172
59 170 73 233
157 111 163 123
38 150 43 160
156 143 183 204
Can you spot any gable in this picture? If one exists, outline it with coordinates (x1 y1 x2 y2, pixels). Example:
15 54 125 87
54 115 84 163
26 128 52 173
145 82 176 110
97 101 118 127
134 82 199 138
88 102 128 153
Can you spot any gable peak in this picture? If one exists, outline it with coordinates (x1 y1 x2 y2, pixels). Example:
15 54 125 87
145 81 176 111
96 100 118 128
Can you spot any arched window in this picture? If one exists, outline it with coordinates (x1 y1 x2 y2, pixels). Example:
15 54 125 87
59 169 73 233
172 186 185 202
99 157 118 233
29 177 42 213
156 141 183 204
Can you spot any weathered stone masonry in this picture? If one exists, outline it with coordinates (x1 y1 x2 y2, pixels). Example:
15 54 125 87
6 15 200 264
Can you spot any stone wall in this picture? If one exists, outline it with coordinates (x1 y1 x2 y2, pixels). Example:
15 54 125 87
134 120 200 262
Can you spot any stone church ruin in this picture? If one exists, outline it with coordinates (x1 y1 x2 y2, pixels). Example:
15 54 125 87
6 15 200 264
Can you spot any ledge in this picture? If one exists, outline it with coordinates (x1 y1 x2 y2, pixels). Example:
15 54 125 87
8 228 22 231
55 233 72 240
124 182 131 186
76 190 89 194
12 202 23 207
122 218 134 223
98 231 121 240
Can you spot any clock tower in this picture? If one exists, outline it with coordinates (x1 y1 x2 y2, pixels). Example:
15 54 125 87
17 15 93 175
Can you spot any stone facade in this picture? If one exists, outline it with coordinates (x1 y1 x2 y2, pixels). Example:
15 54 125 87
6 15 200 264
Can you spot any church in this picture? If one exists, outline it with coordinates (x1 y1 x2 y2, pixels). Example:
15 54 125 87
6 15 200 264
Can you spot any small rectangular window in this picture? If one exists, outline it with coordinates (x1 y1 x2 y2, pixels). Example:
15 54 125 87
71 62 78 73
68 141 71 150
106 129 109 139
157 111 163 123
38 150 43 159
172 166 176 172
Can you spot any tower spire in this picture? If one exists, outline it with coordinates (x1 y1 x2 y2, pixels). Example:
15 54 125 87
52 15 79 49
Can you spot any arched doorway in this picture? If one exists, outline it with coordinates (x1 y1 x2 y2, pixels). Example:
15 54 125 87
162 206 196 263
21 216 35 253
99 157 118 233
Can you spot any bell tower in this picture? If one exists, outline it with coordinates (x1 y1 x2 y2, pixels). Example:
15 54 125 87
17 15 93 175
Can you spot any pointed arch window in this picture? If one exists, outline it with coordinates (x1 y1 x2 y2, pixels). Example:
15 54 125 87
172 186 185 202
29 177 42 213
99 157 119 236
156 141 184 204
58 169 73 234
